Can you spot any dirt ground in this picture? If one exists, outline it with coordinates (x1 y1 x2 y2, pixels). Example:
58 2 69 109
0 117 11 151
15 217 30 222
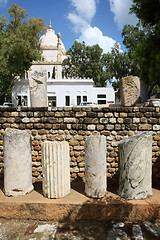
1 179 160 239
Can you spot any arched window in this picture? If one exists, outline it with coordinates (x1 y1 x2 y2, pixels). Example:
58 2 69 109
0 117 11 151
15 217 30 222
65 96 70 106
76 91 81 105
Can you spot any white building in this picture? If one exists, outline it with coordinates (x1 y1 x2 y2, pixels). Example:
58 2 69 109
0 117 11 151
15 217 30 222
12 21 115 107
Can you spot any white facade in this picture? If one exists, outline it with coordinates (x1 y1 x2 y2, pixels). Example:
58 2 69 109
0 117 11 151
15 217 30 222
47 78 115 107
12 21 115 107
12 78 115 107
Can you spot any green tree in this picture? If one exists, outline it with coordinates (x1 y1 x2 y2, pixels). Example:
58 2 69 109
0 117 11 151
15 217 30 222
62 42 107 87
124 0 160 95
0 4 46 103
102 43 138 91
130 0 160 26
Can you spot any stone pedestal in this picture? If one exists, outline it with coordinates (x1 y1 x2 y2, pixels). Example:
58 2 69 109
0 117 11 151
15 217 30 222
85 135 107 198
29 70 48 107
3 128 33 197
118 132 152 199
41 141 70 198
120 75 140 106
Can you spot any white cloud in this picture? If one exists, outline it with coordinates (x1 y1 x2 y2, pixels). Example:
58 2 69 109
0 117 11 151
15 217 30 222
67 0 97 24
67 0 98 33
67 0 118 53
67 13 88 33
109 0 138 29
78 26 117 53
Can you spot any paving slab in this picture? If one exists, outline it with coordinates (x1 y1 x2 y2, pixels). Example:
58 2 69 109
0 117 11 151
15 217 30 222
0 180 160 222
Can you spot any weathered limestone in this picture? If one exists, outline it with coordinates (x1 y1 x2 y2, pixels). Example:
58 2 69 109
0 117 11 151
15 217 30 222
85 135 107 198
41 141 70 198
3 128 33 197
120 76 140 106
118 132 152 199
29 70 48 107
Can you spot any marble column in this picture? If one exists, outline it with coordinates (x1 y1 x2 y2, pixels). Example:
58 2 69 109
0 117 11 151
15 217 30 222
85 135 107 198
41 141 70 198
3 128 33 197
118 132 152 199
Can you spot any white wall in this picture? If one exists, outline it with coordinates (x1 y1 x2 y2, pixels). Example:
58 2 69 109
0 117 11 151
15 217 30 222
41 49 58 62
93 87 115 104
12 79 31 106
47 79 95 107
12 78 115 107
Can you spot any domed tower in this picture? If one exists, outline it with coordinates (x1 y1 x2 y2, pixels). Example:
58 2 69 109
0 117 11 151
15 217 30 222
31 20 66 79
75 37 78 44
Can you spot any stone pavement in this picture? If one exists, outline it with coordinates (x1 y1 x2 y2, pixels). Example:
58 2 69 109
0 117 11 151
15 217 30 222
1 219 160 239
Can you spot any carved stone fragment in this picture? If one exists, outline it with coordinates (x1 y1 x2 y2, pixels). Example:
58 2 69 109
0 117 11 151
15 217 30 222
29 70 48 107
120 76 140 106
118 132 152 199
3 128 33 196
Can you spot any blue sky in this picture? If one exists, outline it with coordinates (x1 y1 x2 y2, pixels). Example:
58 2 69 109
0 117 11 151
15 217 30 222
0 0 138 52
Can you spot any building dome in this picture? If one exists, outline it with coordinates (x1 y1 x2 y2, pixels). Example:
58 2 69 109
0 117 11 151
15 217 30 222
39 21 66 52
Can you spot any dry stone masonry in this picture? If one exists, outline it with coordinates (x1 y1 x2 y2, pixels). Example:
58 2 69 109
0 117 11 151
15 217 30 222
0 106 160 186
118 131 152 199
85 135 107 198
41 141 70 198
3 128 33 196
120 76 140 107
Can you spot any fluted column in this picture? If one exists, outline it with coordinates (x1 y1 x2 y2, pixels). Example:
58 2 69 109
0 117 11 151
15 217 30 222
3 128 33 197
118 132 152 199
41 141 70 198
85 135 107 198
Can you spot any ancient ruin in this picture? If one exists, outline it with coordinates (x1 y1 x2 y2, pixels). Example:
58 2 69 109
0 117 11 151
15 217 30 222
120 76 140 106
118 132 152 199
85 135 107 198
29 70 48 107
41 141 70 198
3 128 33 196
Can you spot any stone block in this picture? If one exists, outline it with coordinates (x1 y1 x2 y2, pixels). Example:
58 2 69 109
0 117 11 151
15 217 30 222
109 118 116 124
117 118 123 123
87 125 96 130
38 129 49 135
64 118 77 123
139 124 152 130
3 128 33 196
55 112 64 117
118 132 152 199
153 136 160 141
100 118 109 124
104 113 113 118
153 125 160 131
96 124 104 131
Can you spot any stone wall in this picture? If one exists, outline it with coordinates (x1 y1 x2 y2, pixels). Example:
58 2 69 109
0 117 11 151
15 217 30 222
0 106 160 186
